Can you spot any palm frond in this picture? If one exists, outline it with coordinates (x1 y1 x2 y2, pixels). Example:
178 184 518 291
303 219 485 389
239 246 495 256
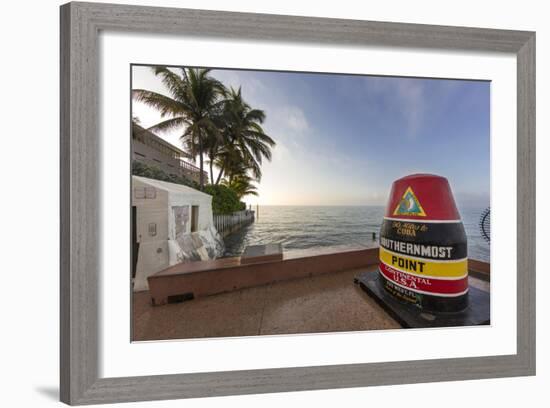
146 117 187 134
132 89 185 117
151 66 187 102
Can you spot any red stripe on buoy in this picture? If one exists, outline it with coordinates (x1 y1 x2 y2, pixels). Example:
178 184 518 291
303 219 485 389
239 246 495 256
379 262 468 296
384 174 461 221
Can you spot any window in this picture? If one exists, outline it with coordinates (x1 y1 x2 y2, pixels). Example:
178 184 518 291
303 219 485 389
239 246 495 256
172 206 189 239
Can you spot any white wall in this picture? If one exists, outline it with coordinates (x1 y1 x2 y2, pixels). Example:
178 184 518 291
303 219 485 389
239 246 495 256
0 1 547 407
133 179 170 243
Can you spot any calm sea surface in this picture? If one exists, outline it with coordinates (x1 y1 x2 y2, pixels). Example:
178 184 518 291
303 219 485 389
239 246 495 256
224 205 490 262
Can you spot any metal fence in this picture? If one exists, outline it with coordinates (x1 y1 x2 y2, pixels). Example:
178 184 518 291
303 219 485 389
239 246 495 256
214 210 255 237
179 158 209 182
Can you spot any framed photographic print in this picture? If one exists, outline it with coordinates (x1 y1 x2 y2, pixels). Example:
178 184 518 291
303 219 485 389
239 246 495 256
60 1 535 405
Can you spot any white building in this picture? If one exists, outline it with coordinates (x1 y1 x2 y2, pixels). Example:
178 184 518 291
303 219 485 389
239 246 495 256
132 123 208 184
132 176 221 291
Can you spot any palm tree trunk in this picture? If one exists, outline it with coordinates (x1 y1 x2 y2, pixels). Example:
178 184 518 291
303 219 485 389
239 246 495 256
198 130 205 190
215 165 225 185
209 155 214 186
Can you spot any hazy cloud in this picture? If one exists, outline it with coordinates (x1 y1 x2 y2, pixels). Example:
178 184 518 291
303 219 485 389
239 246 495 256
266 105 311 141
362 77 427 139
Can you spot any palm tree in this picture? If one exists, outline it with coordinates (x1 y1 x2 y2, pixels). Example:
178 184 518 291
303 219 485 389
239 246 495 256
222 173 259 199
132 67 226 189
215 87 275 185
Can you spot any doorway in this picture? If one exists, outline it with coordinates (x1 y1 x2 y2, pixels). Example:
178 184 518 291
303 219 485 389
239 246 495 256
191 205 199 232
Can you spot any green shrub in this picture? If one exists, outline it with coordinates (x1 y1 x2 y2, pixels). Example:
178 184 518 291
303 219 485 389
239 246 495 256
203 184 243 215
132 161 199 189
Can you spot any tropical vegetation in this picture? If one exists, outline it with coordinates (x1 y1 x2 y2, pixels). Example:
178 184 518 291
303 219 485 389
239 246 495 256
132 67 275 204
221 174 258 200
131 161 199 189
203 185 246 215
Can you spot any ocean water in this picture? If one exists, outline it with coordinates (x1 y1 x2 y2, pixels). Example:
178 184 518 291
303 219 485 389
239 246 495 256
223 205 490 262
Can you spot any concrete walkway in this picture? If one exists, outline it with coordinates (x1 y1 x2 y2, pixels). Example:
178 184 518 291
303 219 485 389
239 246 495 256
132 268 489 341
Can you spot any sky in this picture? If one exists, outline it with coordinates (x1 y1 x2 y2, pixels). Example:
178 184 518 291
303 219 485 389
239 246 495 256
132 66 490 208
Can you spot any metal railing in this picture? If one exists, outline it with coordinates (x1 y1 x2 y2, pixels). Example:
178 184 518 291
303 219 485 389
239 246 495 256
214 210 255 237
179 159 209 182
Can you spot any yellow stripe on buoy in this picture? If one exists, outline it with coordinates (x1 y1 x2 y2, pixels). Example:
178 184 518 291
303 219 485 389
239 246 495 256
379 247 467 279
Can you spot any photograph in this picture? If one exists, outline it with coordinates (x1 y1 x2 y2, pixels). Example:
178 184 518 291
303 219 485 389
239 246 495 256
130 64 491 341
0 0 542 406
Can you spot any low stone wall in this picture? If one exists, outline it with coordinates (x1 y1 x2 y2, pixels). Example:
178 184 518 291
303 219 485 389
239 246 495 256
148 247 379 305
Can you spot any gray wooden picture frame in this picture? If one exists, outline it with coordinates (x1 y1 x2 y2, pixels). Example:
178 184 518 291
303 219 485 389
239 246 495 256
60 2 536 405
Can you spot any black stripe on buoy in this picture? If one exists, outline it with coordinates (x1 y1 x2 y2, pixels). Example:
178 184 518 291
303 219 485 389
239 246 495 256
379 273 469 313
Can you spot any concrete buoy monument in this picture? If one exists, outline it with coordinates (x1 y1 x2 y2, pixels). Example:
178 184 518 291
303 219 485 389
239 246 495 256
355 174 490 327
380 174 468 312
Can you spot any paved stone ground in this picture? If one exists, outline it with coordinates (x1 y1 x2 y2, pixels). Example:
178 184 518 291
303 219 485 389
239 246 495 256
132 268 489 341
